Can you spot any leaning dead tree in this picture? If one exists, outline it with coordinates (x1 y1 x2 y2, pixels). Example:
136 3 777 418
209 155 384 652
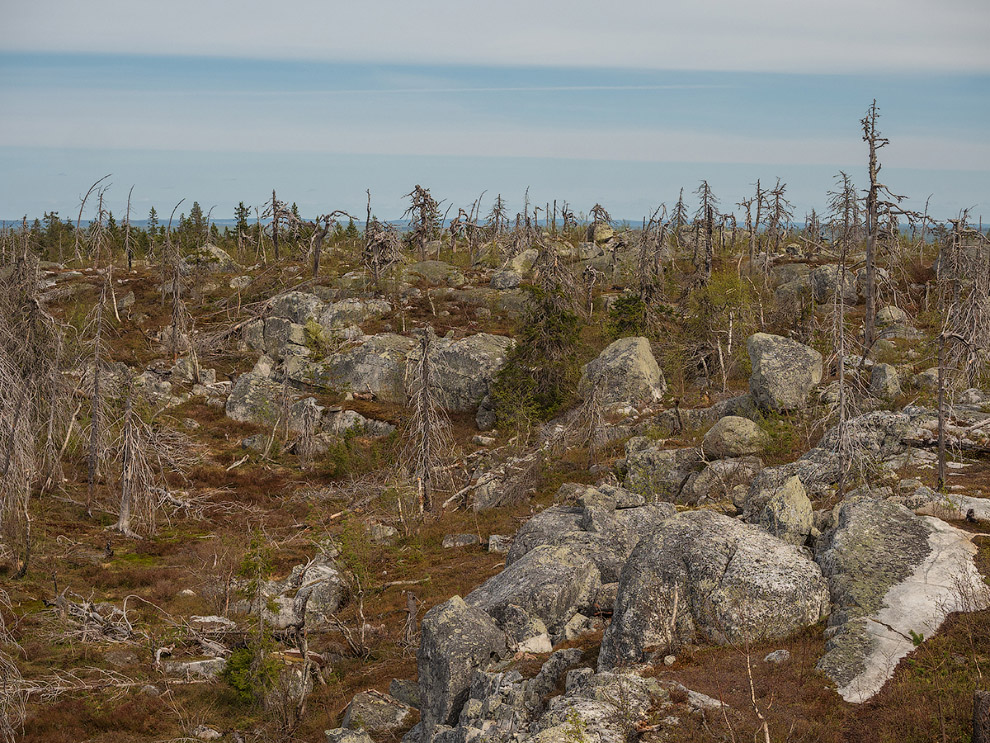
402 328 452 515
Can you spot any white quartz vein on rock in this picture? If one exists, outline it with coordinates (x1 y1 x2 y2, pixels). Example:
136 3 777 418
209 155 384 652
837 517 990 703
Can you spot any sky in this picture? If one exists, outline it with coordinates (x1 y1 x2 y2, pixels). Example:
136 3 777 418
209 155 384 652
2 0 989 224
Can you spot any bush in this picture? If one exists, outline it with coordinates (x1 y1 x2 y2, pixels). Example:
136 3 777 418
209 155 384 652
223 645 281 704
490 286 582 427
606 294 647 339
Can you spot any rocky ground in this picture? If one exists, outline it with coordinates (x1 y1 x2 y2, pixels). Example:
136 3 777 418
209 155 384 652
3 225 990 743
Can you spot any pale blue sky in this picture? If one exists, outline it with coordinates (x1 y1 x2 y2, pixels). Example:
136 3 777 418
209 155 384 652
2 0 988 223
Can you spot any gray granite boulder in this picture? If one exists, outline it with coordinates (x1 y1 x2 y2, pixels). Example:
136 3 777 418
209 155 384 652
599 511 829 670
622 438 703 503
466 545 601 635
578 337 665 407
702 415 768 458
757 475 813 545
416 596 509 736
747 333 823 412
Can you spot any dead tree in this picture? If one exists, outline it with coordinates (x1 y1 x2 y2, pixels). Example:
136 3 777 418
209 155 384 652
637 205 668 327
404 185 441 261
402 329 452 515
861 100 886 349
935 214 990 489
827 172 860 496
670 188 688 250
765 179 793 259
123 185 134 270
693 181 718 284
363 194 402 291
73 174 111 263
0 244 72 577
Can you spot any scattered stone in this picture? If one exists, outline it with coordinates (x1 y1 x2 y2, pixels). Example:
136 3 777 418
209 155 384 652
663 655 676 667
162 657 227 680
192 724 222 741
876 305 909 326
764 649 791 665
367 522 399 545
324 728 374 743
442 534 480 549
869 363 901 399
487 535 512 553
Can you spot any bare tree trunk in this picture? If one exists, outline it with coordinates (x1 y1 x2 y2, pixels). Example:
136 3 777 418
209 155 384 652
937 334 947 491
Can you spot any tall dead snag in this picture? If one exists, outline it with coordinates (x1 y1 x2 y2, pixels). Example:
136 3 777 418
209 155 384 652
935 214 990 489
403 328 452 515
637 205 668 330
827 172 860 496
693 181 718 284
861 100 887 349
765 179 793 258
403 185 441 261
670 188 688 250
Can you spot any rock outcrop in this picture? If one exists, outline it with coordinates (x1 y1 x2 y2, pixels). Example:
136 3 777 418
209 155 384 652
814 495 990 703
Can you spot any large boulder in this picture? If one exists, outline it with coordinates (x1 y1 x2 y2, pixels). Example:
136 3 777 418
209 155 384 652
810 264 858 304
286 333 415 402
418 333 514 412
702 416 768 458
815 495 990 703
757 475 813 545
578 337 665 408
506 493 675 583
318 298 391 329
225 356 284 425
747 333 823 412
186 243 240 273
599 511 829 670
622 438 703 503
416 596 509 736
466 545 601 636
